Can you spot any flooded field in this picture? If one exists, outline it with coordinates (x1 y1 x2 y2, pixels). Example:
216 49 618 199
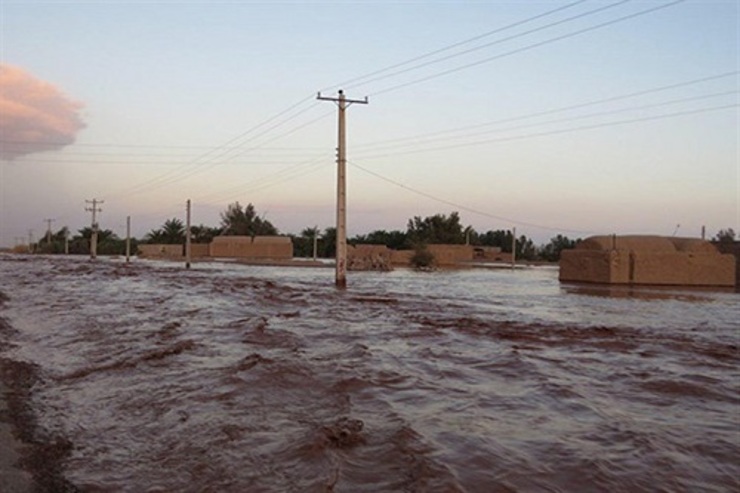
0 254 738 492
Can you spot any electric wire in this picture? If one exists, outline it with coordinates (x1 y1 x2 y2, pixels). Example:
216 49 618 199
105 94 319 199
327 0 590 92
353 103 738 160
353 90 738 155
354 71 738 149
370 0 685 97
107 103 331 199
348 160 598 235
345 0 632 92
192 154 331 204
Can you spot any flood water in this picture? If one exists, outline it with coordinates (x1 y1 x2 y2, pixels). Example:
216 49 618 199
0 254 738 492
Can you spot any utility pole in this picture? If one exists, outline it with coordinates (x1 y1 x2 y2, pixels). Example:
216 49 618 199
43 218 55 245
64 227 69 255
317 89 368 288
27 229 34 254
313 226 319 262
511 227 517 269
185 199 192 269
126 216 131 263
85 198 103 260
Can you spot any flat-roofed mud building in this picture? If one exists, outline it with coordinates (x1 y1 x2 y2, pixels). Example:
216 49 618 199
138 236 292 261
560 235 736 287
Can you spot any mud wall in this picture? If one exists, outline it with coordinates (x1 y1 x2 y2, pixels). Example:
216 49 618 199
714 241 740 287
209 236 292 259
347 245 393 271
559 236 736 287
389 245 474 267
137 244 209 259
138 244 184 259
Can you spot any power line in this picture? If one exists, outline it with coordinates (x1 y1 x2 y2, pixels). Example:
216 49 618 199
193 154 331 204
355 71 738 150
370 0 685 97
354 103 738 160
111 106 333 199
329 0 590 92
353 90 738 155
346 0 632 92
105 94 320 199
348 160 597 235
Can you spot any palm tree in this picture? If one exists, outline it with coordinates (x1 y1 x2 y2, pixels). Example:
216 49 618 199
161 218 185 244
220 202 278 236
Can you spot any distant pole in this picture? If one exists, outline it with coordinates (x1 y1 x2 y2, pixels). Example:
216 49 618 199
27 229 34 254
64 227 69 255
85 198 103 260
126 216 131 263
511 227 516 269
317 89 368 288
313 226 319 262
701 225 706 240
185 199 192 269
43 218 55 245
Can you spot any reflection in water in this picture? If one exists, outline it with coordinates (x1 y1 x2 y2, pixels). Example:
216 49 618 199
0 255 738 492
561 281 735 301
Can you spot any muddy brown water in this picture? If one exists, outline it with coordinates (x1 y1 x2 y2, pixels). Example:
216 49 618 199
0 255 738 492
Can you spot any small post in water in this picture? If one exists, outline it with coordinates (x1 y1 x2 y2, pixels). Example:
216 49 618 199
185 199 192 269
511 227 516 270
126 216 131 263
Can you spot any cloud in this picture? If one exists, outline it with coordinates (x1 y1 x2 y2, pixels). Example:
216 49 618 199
0 64 86 160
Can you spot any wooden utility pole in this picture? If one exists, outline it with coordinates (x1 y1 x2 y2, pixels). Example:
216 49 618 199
64 227 69 255
126 216 131 263
185 199 192 269
27 229 34 254
85 198 103 259
317 89 368 288
511 227 517 269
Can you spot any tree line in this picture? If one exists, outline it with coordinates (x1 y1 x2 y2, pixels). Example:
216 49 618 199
24 202 739 262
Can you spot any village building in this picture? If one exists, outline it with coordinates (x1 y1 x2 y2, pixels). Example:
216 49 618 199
137 236 292 261
559 235 736 287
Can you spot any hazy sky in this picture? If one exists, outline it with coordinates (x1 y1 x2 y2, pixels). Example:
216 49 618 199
1 0 737 247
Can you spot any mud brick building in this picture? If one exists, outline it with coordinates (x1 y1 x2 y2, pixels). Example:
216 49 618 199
559 235 736 287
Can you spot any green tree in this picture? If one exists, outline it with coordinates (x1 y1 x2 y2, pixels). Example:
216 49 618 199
407 212 465 245
35 227 70 254
161 218 185 244
144 228 165 244
409 245 436 270
66 228 122 255
350 229 409 250
220 202 278 236
714 228 736 243
291 227 321 258
538 235 579 262
321 227 337 258
190 224 221 244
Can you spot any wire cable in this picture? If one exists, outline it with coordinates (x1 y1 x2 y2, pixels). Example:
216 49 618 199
348 160 598 235
355 71 738 149
354 103 738 160
345 0 631 92
370 0 685 97
326 0 590 92
353 90 738 155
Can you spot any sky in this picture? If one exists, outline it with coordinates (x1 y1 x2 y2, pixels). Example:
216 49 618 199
0 0 738 247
